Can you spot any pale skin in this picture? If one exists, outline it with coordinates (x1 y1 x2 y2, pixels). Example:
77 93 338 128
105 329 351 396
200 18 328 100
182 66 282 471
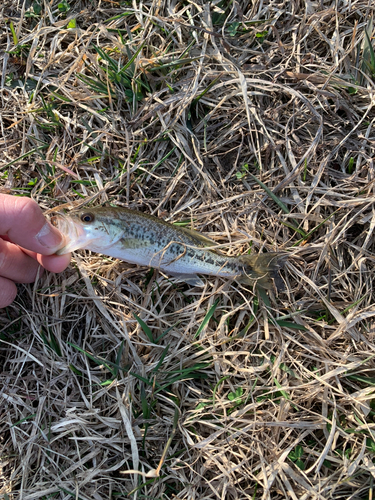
0 194 71 308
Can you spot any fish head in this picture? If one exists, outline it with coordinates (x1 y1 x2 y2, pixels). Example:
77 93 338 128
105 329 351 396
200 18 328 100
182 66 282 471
51 208 124 255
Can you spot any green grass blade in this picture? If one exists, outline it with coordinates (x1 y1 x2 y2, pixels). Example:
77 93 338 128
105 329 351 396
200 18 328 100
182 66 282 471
104 11 133 23
113 340 125 377
146 57 201 72
212 375 230 406
292 209 340 247
134 314 155 343
271 319 307 331
10 413 37 427
150 147 176 172
156 323 178 343
9 22 18 45
130 372 152 385
280 220 307 236
364 29 375 74
249 172 305 234
345 374 375 385
140 384 150 419
40 330 62 356
192 74 222 105
119 42 144 74
194 299 219 338
274 379 290 400
1 145 49 170
58 488 85 500
151 345 170 373
93 44 118 72
256 285 271 308
68 341 123 377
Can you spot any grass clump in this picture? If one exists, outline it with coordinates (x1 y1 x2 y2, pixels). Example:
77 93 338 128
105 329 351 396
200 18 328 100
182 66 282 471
1 1 375 499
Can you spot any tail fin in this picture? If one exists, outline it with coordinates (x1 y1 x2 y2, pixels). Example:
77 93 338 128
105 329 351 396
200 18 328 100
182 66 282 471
237 252 287 290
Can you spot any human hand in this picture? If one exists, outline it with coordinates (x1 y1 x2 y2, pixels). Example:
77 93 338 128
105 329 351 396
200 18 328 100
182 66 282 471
0 194 71 308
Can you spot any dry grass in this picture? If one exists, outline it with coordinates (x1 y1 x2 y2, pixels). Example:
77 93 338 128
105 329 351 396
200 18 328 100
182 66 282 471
1 0 375 498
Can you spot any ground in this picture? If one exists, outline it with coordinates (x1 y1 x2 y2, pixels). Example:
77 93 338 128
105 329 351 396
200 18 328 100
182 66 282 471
1 1 375 499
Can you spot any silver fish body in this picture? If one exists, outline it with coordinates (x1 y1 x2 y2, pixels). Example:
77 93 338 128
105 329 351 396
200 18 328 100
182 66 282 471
52 207 284 288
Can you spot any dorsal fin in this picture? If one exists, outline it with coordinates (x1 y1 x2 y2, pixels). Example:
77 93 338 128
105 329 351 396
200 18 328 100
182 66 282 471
176 225 217 248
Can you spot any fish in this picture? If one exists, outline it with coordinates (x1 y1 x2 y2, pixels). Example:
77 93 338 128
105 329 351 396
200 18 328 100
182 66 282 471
51 206 285 289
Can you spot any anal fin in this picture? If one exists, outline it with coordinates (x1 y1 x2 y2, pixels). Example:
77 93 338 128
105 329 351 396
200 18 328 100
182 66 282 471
167 272 205 287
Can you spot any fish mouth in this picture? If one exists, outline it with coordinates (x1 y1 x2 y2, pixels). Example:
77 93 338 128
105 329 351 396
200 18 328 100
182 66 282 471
50 213 87 255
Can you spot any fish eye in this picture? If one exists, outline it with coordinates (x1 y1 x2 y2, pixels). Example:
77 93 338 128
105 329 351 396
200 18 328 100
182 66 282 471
81 212 95 223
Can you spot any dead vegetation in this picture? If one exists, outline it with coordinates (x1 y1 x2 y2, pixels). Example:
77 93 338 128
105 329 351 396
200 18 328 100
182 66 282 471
1 0 375 498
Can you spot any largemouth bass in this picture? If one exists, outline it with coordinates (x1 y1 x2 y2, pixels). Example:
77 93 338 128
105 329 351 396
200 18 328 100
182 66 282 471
52 207 285 289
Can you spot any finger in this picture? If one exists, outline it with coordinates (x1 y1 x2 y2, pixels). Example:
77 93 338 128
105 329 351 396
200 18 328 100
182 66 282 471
0 194 64 255
21 248 71 273
0 239 42 283
19 248 38 260
0 276 17 308
37 253 71 273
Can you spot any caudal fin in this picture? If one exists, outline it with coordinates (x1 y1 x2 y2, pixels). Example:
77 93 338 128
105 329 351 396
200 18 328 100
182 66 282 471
237 252 287 290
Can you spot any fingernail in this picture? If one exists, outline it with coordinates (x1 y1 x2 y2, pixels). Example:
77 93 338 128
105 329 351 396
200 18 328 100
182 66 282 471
36 222 63 251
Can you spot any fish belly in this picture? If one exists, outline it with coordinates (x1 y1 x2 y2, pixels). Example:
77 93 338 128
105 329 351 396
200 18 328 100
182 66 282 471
88 242 237 278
